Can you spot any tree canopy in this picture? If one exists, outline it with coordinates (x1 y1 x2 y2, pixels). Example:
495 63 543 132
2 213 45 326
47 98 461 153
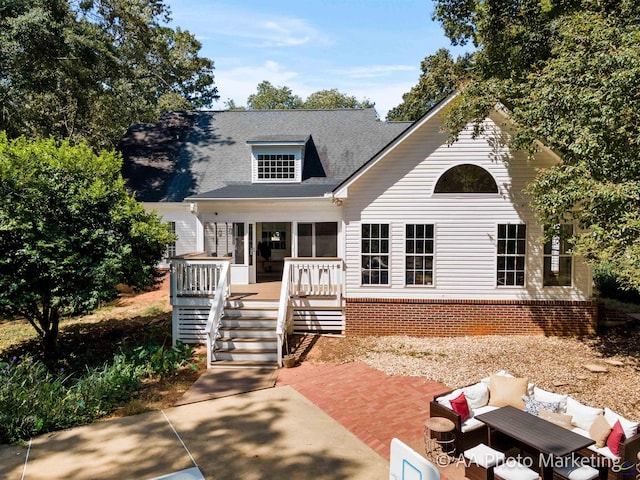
0 0 217 150
386 48 470 121
243 81 374 111
246 81 304 110
304 89 374 110
0 134 175 357
427 0 640 291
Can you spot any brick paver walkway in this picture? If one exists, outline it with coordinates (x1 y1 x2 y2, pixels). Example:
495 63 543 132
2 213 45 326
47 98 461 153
277 361 450 460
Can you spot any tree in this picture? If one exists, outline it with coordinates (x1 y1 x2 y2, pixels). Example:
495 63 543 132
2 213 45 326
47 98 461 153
247 81 303 110
0 134 175 357
0 0 217 150
431 0 640 291
386 48 471 121
224 99 246 111
243 82 373 111
303 89 374 110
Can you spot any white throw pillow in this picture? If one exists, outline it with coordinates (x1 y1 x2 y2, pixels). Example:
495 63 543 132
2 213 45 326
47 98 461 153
566 397 603 431
436 388 464 407
463 382 490 409
604 407 639 439
533 387 569 412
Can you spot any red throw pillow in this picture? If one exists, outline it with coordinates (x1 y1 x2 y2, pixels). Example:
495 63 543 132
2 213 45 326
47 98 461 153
606 420 625 456
450 392 470 422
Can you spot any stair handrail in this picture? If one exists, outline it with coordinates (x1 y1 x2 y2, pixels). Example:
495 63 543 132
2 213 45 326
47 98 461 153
276 259 293 367
204 259 231 366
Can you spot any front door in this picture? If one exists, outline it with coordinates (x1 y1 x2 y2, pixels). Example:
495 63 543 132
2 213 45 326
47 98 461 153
257 222 291 282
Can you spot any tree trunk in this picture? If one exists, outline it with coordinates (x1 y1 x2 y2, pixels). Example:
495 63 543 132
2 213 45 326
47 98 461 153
42 308 60 359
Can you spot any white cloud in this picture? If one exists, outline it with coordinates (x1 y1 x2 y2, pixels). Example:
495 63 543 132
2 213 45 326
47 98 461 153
336 65 417 79
212 60 415 120
355 82 415 120
171 4 332 48
212 60 301 107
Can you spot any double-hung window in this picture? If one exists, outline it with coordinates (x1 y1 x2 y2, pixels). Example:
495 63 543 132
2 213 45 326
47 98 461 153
497 224 526 286
361 223 389 285
543 224 573 286
405 224 434 285
165 221 176 259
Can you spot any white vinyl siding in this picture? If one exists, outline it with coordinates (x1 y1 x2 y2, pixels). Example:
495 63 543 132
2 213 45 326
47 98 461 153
342 113 592 301
143 203 199 268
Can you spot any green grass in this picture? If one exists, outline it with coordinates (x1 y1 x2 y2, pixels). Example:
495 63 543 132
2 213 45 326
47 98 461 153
598 297 640 314
142 304 169 317
0 319 38 353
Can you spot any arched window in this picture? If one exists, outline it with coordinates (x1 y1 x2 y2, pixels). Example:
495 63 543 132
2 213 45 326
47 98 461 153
434 164 498 194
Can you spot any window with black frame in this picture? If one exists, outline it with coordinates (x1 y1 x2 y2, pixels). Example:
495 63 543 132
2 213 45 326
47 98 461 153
543 224 573 286
497 224 526 286
361 223 389 285
405 224 434 286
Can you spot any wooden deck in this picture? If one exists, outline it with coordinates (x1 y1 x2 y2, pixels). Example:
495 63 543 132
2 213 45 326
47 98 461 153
230 281 282 301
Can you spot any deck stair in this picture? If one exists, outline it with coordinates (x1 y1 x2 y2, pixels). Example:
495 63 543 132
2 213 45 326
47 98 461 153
211 297 279 368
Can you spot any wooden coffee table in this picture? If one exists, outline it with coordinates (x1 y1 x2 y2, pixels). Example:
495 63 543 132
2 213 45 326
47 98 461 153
475 406 595 480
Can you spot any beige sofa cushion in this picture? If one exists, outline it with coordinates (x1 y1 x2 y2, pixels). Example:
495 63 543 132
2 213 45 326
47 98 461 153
589 414 612 448
539 408 573 429
488 374 529 409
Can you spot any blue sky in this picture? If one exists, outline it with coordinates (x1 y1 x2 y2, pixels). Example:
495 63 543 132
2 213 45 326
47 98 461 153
167 0 469 119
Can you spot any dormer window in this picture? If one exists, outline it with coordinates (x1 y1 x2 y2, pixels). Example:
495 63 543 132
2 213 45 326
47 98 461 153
248 136 307 184
256 153 296 180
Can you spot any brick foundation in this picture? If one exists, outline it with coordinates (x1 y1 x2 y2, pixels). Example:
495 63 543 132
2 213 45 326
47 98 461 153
345 298 598 336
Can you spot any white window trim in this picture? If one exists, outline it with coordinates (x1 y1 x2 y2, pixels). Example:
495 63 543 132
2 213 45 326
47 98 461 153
404 223 436 288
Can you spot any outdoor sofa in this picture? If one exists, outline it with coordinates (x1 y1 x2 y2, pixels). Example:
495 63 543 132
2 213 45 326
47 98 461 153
429 371 640 480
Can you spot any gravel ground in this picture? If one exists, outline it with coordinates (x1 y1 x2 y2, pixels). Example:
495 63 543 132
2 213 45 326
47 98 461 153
300 323 640 421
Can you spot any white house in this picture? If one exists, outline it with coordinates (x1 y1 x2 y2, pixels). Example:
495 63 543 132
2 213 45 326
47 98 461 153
120 97 596 368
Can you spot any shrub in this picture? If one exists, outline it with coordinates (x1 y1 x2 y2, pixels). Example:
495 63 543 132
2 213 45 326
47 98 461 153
134 340 195 378
594 261 640 304
0 341 196 443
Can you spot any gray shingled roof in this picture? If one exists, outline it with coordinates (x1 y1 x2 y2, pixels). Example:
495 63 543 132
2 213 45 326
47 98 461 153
188 182 339 200
119 109 410 202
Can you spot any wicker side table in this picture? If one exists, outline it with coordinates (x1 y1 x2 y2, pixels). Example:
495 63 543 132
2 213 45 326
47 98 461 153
424 417 456 462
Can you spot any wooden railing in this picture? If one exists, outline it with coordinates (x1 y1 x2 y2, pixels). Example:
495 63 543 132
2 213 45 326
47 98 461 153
287 258 343 297
276 258 344 366
170 253 231 298
276 260 293 367
204 261 231 366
